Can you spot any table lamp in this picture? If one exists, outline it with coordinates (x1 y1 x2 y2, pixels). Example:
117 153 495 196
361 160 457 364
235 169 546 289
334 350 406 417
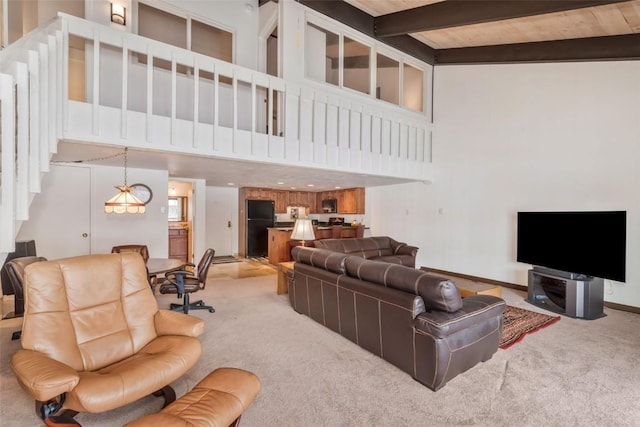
291 219 316 247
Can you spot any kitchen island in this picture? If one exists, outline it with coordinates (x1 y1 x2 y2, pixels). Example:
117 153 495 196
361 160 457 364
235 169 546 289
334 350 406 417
267 225 365 265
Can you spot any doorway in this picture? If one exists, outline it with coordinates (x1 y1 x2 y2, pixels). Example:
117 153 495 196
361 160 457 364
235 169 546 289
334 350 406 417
168 181 193 263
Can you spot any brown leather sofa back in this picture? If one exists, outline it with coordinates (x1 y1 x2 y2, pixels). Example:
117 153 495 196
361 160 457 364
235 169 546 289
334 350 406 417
313 236 418 267
22 253 160 372
290 246 506 391
292 246 348 274
344 256 463 313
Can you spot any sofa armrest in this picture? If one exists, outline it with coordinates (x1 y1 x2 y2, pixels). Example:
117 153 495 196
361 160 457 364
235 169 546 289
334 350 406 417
395 245 418 257
154 309 205 337
414 295 506 338
10 349 80 402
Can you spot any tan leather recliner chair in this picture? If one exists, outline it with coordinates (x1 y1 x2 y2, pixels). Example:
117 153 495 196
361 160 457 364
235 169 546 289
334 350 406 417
10 253 205 422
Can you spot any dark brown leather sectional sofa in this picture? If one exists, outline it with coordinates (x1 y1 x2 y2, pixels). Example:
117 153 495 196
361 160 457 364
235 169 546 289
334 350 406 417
290 246 506 391
314 236 418 267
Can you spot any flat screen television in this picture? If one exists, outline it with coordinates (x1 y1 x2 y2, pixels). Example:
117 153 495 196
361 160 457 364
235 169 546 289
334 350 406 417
517 211 626 282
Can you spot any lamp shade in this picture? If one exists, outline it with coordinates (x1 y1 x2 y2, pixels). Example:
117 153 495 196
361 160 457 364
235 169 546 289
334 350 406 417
104 186 146 214
291 219 315 241
111 3 126 25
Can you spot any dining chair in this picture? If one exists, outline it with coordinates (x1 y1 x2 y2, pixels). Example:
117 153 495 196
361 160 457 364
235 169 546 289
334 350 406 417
3 256 48 340
111 245 155 290
111 244 150 262
159 248 216 314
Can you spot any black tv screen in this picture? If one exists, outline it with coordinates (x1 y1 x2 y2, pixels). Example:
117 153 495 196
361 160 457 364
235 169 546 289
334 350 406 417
517 211 626 282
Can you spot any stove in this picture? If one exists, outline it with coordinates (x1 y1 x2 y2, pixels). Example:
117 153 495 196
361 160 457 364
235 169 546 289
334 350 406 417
328 217 345 225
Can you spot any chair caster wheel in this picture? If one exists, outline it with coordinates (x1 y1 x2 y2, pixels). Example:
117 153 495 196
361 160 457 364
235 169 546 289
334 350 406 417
209 308 215 313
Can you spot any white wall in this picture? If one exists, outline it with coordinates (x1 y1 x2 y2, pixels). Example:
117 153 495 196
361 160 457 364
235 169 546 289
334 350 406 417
368 61 640 309
17 163 170 259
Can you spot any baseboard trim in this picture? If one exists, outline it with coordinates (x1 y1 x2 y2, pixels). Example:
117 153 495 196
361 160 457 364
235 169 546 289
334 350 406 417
419 266 640 315
420 266 527 292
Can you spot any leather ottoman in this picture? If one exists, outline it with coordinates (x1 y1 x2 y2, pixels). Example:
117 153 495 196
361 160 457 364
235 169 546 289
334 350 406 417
126 368 261 427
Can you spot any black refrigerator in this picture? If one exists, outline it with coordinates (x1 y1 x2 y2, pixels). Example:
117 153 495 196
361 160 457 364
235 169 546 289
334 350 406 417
246 200 275 257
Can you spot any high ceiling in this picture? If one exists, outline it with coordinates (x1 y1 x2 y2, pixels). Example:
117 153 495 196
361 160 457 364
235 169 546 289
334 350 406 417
303 0 640 64
54 1 640 191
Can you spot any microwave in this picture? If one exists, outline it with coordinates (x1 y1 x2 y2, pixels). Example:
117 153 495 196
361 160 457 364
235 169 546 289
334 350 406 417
322 198 338 213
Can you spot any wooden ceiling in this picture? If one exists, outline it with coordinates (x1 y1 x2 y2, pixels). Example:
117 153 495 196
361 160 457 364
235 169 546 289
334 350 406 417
293 0 640 64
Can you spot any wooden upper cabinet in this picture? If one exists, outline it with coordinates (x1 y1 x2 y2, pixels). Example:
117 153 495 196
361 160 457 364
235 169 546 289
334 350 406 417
243 187 271 200
242 187 364 215
339 188 365 214
273 190 288 213
314 188 364 214
288 191 315 209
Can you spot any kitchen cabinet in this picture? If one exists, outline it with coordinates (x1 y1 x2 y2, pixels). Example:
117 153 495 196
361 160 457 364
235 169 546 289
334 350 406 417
169 228 189 263
243 187 271 200
317 188 365 214
288 191 315 210
241 187 287 213
273 190 288 213
339 188 365 214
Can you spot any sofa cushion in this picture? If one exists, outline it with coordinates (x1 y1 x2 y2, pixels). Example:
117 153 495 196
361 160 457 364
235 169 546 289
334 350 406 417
344 257 463 313
291 247 348 275
314 237 398 258
375 255 415 266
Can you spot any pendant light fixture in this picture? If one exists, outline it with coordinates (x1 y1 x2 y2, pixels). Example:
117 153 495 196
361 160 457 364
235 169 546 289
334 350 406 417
104 147 146 214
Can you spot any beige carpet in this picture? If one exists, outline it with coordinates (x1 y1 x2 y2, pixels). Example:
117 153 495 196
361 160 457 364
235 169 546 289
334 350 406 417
2 275 640 426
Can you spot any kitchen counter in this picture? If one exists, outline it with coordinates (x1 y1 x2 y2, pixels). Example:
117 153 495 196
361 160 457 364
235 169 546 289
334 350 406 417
269 225 365 231
267 226 368 265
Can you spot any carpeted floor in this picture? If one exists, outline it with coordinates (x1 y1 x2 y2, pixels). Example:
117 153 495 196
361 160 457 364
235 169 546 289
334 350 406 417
2 275 639 426
499 305 561 349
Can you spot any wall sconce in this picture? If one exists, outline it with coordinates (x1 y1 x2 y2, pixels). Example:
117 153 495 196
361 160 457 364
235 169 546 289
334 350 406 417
111 3 126 25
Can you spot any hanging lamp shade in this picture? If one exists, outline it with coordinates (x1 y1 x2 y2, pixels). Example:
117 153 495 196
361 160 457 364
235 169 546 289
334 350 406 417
104 147 146 214
104 185 146 214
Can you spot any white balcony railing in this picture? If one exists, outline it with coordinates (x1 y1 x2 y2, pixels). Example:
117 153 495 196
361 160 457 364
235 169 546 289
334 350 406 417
0 13 433 256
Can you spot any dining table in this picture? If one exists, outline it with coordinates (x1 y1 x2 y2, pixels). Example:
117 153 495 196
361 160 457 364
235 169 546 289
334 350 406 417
146 257 185 277
146 258 188 302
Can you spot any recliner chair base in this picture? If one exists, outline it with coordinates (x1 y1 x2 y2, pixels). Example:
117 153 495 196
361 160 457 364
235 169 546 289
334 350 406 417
169 294 215 314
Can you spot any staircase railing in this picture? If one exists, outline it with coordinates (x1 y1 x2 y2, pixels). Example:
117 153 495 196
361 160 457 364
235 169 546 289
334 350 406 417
0 18 63 257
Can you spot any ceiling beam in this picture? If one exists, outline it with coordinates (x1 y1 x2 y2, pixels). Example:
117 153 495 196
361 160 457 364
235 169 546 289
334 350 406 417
435 33 640 64
374 0 629 37
297 0 435 64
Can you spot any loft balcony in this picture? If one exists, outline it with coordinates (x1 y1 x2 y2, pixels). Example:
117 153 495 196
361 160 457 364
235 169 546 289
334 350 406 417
0 13 433 253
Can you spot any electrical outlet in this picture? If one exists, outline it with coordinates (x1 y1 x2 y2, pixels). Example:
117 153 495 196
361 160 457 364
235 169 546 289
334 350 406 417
605 280 614 295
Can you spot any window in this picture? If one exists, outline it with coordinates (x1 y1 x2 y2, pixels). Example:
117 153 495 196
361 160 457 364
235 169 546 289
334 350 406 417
168 197 187 221
138 3 233 63
305 19 425 113
305 22 339 86
192 19 232 62
343 37 370 95
403 63 423 112
376 53 399 104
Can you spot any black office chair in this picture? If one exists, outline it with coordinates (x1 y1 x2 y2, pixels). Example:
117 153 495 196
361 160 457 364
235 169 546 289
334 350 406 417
3 256 48 340
159 248 215 314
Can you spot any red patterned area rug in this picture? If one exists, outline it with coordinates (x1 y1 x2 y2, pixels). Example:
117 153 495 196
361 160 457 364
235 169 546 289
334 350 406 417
500 305 561 349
